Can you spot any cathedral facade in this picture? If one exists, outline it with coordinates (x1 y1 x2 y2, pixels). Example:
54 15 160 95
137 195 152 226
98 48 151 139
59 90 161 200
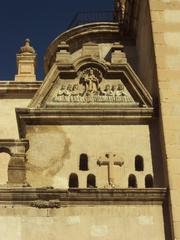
0 0 179 239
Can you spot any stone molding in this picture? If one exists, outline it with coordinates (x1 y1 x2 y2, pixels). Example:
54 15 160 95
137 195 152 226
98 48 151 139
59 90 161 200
0 188 167 206
0 81 42 98
0 139 29 155
16 107 153 138
44 22 120 74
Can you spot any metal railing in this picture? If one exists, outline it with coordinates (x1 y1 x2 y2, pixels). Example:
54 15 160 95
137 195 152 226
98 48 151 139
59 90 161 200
68 11 119 29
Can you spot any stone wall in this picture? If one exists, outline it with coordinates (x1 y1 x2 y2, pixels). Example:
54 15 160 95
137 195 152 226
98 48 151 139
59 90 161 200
136 0 157 98
0 205 165 240
26 125 155 188
140 0 180 239
0 5 171 239
0 99 30 139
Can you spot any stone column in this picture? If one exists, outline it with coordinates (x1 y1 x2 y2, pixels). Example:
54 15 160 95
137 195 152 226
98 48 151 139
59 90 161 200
15 39 37 82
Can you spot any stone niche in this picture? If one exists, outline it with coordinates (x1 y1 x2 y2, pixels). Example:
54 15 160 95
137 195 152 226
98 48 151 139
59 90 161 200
26 125 157 189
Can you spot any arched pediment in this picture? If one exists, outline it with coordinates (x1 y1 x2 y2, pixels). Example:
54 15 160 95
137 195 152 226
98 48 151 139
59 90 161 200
17 48 153 138
28 57 152 109
44 22 120 74
73 56 109 74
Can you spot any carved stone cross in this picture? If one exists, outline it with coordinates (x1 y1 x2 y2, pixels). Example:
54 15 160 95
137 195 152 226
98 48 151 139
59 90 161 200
97 153 124 188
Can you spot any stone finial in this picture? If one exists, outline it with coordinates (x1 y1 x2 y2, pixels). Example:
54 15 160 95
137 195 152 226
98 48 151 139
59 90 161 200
57 41 69 52
111 42 127 64
56 41 71 64
19 39 36 54
15 38 37 82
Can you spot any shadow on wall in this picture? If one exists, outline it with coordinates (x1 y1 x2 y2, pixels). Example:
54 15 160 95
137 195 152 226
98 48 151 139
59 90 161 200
26 126 71 187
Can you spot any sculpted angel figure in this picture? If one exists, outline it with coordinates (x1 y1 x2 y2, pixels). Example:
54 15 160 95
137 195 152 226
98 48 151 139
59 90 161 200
54 85 66 102
112 83 132 102
101 84 114 102
63 84 72 102
71 84 81 102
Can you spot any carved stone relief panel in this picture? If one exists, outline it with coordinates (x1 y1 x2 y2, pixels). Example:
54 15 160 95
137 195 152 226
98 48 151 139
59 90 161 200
47 67 135 106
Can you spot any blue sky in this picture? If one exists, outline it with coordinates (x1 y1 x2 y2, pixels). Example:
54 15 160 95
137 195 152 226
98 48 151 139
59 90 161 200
0 0 114 80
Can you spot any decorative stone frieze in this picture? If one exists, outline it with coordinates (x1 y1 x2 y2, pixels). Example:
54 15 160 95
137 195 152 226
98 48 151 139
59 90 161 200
52 67 134 104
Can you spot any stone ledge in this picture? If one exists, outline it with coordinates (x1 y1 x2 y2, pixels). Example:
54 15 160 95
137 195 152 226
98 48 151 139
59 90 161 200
16 108 154 138
0 81 42 98
0 188 167 206
0 139 29 154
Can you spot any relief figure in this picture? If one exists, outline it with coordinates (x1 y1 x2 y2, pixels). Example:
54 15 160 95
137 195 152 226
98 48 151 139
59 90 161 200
101 84 114 102
53 69 133 104
82 69 100 94
71 84 81 102
54 85 66 102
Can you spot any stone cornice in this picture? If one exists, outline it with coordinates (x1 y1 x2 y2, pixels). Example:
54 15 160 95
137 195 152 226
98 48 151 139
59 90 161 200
0 81 42 98
0 188 167 206
16 107 154 138
0 139 29 148
0 139 29 154
44 22 120 74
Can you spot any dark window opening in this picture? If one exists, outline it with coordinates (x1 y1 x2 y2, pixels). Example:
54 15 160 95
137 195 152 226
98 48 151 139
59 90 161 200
145 174 154 188
69 173 79 188
135 155 144 171
128 174 137 188
79 153 88 171
87 174 96 188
